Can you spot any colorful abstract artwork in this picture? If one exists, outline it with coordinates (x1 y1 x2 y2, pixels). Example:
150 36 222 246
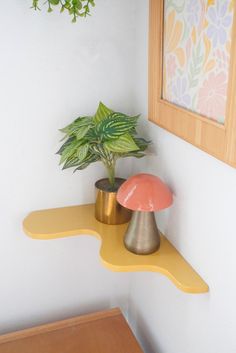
162 0 234 124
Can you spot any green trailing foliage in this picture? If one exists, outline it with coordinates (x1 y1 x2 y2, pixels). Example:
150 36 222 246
57 102 151 188
31 0 95 23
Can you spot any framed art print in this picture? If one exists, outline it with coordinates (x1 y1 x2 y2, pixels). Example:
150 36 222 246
149 0 236 167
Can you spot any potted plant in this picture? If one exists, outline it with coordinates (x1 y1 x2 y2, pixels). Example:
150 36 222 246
57 101 150 224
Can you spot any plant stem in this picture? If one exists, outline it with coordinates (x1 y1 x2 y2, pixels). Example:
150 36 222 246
105 162 116 188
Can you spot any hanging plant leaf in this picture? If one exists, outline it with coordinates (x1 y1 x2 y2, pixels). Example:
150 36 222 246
49 0 60 5
31 0 96 22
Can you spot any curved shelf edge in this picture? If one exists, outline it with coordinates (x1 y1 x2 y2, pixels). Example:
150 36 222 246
23 204 209 294
99 259 209 294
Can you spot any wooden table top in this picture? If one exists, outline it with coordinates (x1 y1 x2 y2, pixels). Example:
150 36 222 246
0 308 144 353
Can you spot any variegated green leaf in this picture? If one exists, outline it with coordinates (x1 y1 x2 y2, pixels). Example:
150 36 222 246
49 0 60 5
56 137 76 155
84 126 101 142
129 127 137 136
76 143 89 161
96 113 138 140
73 154 99 171
76 125 91 140
133 137 151 151
104 133 139 153
90 144 113 162
60 116 93 136
93 101 113 125
120 151 145 158
59 139 83 164
57 101 150 182
62 151 99 171
62 156 81 169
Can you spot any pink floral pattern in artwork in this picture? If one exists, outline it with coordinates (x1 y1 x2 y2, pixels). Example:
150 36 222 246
163 0 234 124
197 72 228 119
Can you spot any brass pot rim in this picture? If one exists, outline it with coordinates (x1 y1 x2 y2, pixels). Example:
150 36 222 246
95 177 126 193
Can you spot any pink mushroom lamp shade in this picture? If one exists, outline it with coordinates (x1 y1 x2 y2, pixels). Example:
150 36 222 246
117 173 173 255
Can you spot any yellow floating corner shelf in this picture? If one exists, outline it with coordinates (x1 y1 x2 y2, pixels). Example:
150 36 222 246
23 204 209 294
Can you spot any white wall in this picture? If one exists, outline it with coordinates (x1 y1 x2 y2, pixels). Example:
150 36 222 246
128 2 236 353
1 2 236 352
0 0 138 334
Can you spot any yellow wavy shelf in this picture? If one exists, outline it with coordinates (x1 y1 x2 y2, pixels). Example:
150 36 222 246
23 204 209 294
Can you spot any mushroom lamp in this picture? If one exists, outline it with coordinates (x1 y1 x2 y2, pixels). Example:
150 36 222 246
117 173 173 255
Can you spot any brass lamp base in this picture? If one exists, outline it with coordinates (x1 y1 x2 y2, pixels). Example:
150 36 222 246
124 211 160 255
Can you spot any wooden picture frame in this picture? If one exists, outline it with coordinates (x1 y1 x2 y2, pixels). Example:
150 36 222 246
148 0 236 167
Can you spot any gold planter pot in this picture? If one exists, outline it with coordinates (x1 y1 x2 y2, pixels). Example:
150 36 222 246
95 178 131 225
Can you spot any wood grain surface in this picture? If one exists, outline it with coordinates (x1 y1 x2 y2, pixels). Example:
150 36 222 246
0 308 144 353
